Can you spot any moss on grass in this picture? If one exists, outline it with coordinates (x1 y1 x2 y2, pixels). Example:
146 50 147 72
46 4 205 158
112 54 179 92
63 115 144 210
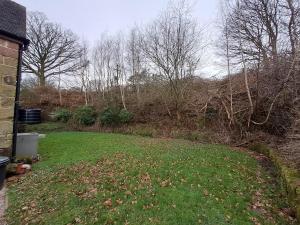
250 142 300 222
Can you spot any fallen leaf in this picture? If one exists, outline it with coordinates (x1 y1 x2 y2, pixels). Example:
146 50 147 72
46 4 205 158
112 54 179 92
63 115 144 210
103 198 112 207
116 199 123 205
160 179 170 187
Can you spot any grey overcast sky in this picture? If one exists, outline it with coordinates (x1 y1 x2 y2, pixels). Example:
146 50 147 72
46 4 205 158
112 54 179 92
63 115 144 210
14 0 224 76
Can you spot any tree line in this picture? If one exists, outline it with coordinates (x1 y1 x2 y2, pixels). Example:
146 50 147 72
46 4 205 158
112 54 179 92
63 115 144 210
22 0 299 136
218 0 299 135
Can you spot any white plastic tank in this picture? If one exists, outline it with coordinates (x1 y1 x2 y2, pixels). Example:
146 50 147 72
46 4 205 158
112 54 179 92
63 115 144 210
16 133 40 158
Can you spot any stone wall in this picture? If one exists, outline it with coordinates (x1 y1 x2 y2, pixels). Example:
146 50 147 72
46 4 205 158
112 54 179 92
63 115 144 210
0 37 19 157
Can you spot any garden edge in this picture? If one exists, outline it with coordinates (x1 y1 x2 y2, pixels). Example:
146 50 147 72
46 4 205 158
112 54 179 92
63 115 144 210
249 143 300 222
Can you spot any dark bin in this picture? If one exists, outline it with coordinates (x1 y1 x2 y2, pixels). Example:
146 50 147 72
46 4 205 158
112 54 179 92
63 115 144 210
0 157 9 190
19 108 42 124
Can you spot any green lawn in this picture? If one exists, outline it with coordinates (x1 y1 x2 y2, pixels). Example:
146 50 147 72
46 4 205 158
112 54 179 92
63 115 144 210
6 132 295 225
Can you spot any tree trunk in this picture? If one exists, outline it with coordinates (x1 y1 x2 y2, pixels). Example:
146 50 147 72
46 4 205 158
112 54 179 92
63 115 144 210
136 81 141 107
120 85 127 110
58 73 62 106
39 75 46 87
237 0 254 127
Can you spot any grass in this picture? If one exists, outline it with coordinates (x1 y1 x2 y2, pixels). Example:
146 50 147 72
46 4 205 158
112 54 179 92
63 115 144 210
6 132 295 225
23 122 67 133
23 122 218 144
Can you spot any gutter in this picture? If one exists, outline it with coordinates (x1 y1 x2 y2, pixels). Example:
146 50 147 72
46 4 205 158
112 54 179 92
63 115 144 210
11 44 24 162
0 30 29 49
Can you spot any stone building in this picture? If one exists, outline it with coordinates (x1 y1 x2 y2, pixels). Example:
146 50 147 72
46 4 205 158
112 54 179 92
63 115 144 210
0 0 29 158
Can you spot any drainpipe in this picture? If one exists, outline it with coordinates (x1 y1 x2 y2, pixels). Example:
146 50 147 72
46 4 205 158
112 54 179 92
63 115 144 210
11 44 24 162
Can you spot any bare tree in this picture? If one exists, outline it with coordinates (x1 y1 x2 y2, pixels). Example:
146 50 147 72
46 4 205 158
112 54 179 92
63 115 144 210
218 0 235 126
93 33 128 109
111 35 126 109
93 34 114 101
283 0 300 55
225 0 281 65
93 35 107 100
126 27 144 107
220 0 300 132
140 0 203 120
23 12 83 86
235 0 254 127
77 42 90 105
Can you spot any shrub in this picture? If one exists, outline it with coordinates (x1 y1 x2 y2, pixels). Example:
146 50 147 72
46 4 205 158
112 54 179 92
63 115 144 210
205 107 218 121
53 108 72 123
119 109 134 124
73 106 97 126
262 107 292 136
100 107 134 126
99 107 120 126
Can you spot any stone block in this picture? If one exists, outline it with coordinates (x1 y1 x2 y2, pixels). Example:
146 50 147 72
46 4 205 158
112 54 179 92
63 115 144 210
0 96 14 108
0 56 3 65
3 75 16 86
0 138 12 148
0 46 18 58
0 108 14 120
0 134 5 141
0 39 7 47
3 57 18 68
7 41 19 50
0 84 16 97
0 121 13 135
6 134 13 140
0 64 17 76
2 135 13 149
